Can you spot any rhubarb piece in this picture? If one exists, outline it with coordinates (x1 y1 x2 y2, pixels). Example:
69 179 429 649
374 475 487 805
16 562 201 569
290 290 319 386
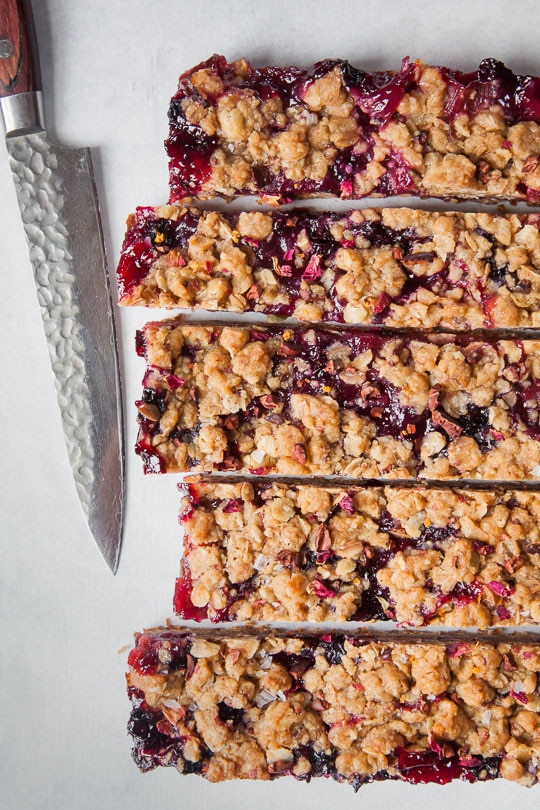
127 627 540 786
117 205 540 330
135 319 540 480
174 481 540 626
167 55 540 204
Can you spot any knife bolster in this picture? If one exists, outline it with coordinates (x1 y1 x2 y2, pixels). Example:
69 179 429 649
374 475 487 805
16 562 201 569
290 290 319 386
0 89 44 136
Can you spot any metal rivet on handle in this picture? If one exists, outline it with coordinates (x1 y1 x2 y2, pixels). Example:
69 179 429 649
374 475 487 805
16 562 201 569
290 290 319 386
0 39 15 59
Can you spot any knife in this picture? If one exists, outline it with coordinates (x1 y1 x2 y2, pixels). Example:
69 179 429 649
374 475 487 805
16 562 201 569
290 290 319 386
0 0 124 572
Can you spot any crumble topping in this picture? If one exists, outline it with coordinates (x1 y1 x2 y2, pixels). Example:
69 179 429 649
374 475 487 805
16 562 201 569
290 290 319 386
117 205 540 329
167 55 540 203
135 320 540 480
174 482 540 627
127 627 540 787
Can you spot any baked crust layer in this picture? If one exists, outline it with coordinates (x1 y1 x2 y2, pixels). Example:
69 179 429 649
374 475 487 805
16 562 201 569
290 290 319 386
135 320 540 480
174 481 540 627
127 627 540 787
167 55 540 204
117 205 540 330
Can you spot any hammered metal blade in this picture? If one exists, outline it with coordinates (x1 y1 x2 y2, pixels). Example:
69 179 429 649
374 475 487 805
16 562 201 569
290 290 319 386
7 130 124 572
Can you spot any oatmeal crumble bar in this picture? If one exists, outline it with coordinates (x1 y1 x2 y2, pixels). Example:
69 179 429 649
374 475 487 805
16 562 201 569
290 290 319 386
127 627 540 787
167 55 540 204
174 481 540 627
135 319 540 480
117 205 540 329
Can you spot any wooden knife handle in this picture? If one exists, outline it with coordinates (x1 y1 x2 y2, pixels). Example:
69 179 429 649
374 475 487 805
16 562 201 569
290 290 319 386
0 0 41 98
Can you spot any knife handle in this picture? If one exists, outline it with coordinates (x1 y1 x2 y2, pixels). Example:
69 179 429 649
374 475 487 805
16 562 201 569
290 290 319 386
0 0 41 98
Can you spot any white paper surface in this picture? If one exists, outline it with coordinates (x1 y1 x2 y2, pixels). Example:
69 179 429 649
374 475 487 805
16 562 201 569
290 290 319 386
2 1 540 807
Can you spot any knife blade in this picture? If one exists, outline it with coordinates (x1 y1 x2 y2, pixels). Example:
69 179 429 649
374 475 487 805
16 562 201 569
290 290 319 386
0 0 124 572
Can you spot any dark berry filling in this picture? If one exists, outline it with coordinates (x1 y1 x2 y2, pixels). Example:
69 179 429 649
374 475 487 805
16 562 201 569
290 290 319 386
173 565 209 621
272 649 316 677
511 380 540 439
211 576 258 622
128 633 189 676
116 207 159 300
127 693 211 774
173 562 258 623
318 635 346 665
118 208 198 300
344 58 419 128
166 113 218 199
127 636 161 674
217 702 245 728
134 386 169 473
135 328 147 357
134 435 166 474
394 748 500 785
128 707 177 772
442 58 540 123
296 746 337 780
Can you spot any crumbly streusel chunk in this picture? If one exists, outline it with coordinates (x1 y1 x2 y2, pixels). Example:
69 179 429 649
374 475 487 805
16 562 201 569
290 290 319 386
135 320 540 481
167 55 540 204
127 627 540 787
174 482 540 627
117 205 540 329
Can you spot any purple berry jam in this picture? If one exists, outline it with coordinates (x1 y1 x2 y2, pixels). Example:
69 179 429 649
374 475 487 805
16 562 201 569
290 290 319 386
394 748 500 785
127 707 177 772
127 633 189 675
173 570 209 621
118 208 198 300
